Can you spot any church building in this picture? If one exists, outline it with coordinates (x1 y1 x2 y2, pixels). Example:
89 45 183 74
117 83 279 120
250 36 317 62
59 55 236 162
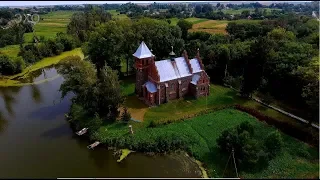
133 41 210 106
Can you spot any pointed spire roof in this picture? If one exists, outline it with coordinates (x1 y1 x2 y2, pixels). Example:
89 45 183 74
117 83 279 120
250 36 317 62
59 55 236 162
133 41 154 59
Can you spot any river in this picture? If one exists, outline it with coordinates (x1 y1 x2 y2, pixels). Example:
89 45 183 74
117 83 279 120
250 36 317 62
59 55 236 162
0 66 201 178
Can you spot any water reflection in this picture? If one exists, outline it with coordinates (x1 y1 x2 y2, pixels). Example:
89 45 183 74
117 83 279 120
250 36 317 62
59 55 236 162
13 65 57 84
31 84 42 103
0 111 8 135
0 86 21 117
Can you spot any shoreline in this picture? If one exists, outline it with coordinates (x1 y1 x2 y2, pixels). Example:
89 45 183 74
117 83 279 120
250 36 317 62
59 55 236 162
0 48 83 87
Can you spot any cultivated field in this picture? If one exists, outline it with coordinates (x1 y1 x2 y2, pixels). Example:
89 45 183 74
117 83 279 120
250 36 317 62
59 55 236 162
215 8 282 15
188 19 262 34
24 11 77 43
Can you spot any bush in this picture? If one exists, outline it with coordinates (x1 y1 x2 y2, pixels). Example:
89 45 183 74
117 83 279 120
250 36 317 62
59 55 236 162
56 32 76 51
0 55 16 75
12 56 25 73
264 130 284 159
121 107 131 122
216 121 269 170
21 50 37 64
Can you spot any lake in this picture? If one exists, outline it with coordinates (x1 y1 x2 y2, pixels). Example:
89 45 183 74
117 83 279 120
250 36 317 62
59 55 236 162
0 67 202 178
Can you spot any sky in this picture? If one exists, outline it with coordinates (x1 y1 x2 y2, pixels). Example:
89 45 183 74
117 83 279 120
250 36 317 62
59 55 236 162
0 1 310 7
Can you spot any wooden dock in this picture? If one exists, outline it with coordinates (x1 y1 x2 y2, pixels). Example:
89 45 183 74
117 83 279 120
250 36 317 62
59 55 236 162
87 141 100 149
76 128 88 136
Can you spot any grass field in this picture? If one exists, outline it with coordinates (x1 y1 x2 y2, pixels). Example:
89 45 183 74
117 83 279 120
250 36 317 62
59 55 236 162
0 48 83 87
216 8 282 15
94 108 319 178
189 19 262 34
107 10 129 20
24 11 77 43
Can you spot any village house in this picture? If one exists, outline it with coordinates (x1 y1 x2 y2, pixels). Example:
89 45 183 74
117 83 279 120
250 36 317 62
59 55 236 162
133 41 210 106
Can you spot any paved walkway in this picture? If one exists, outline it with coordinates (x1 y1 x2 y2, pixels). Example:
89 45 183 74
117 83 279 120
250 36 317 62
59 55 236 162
224 84 319 129
252 97 319 129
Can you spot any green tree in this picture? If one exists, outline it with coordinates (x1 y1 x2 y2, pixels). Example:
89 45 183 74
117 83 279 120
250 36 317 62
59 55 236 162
87 20 125 76
58 56 124 121
264 131 284 159
177 19 193 40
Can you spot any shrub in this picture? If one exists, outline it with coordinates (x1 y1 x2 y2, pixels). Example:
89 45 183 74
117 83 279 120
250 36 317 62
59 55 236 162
12 56 25 73
0 55 16 75
56 32 76 51
237 121 254 135
121 107 131 122
21 50 37 64
264 130 284 159
216 121 267 170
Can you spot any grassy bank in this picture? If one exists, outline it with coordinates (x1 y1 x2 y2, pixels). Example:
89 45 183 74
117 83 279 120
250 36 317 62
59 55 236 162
91 109 318 178
0 48 83 87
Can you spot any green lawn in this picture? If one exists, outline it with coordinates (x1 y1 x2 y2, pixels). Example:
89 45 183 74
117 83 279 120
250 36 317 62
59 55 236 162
94 108 319 178
24 11 77 43
121 80 295 126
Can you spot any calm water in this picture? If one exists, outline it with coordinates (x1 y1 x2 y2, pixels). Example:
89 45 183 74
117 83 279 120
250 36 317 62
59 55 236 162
0 67 201 178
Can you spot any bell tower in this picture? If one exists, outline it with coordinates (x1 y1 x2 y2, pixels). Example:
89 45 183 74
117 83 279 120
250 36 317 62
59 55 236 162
133 41 155 97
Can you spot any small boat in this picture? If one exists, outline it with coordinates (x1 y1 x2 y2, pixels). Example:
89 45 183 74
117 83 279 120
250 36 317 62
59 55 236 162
76 128 88 136
87 141 100 149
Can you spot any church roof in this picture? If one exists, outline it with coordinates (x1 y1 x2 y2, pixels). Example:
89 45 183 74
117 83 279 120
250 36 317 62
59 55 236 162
175 57 192 78
190 58 203 73
133 41 154 59
145 81 157 93
155 59 179 82
154 57 193 82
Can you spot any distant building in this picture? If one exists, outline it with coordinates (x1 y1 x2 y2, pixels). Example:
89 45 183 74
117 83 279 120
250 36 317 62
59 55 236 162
133 42 210 106
247 15 252 20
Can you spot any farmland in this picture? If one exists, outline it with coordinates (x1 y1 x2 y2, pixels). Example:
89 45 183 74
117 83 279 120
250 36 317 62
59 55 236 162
215 8 282 15
24 11 76 43
189 19 262 34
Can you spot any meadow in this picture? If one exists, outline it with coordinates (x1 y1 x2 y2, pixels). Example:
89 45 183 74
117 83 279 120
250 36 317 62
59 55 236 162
168 16 261 34
107 10 130 20
216 8 282 15
0 11 76 57
93 108 319 178
24 10 76 43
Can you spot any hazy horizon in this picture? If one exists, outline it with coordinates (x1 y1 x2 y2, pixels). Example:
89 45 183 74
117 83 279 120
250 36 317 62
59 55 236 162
0 1 311 7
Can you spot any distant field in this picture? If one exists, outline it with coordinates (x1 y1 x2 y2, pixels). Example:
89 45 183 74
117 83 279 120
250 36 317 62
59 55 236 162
107 10 129 20
169 17 209 26
189 19 262 34
24 11 77 43
167 17 261 35
215 8 282 15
